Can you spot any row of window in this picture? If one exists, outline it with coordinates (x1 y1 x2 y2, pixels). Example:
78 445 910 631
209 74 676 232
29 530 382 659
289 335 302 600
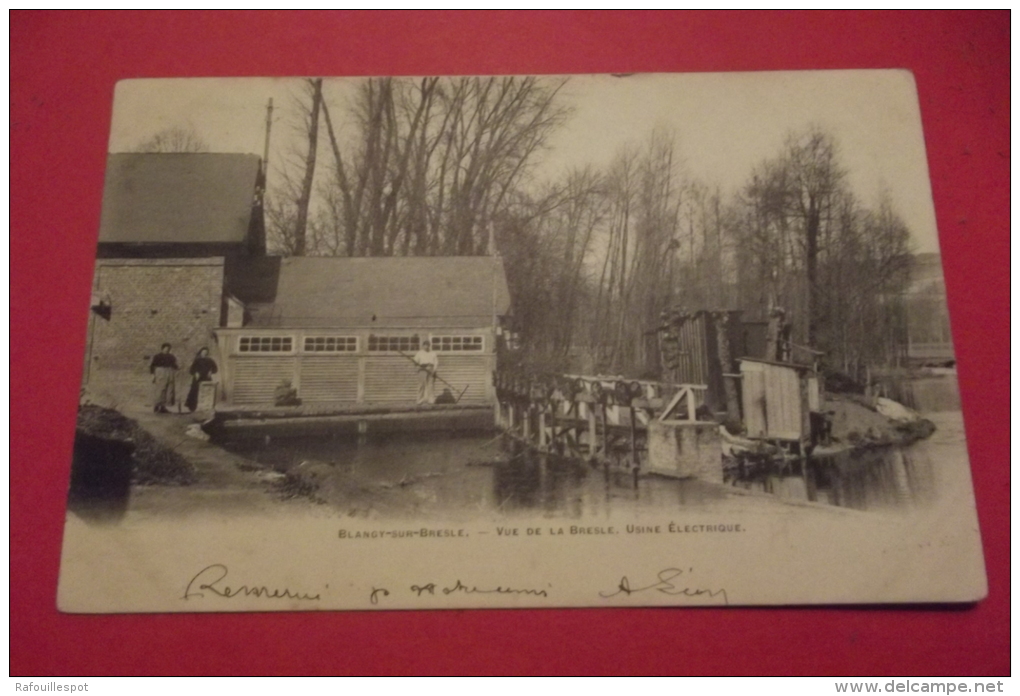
432 335 484 352
367 335 419 353
238 335 484 354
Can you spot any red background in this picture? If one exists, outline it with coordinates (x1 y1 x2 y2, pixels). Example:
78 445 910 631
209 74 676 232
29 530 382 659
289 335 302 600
10 11 1009 676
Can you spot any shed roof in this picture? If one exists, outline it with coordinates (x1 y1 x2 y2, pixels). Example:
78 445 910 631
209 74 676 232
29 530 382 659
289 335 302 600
237 256 512 328
98 153 262 244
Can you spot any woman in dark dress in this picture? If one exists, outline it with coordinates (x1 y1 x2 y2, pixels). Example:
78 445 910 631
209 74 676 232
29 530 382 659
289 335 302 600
184 348 218 412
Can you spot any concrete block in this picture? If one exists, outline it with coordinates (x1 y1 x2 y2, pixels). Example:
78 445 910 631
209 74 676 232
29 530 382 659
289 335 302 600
647 420 723 483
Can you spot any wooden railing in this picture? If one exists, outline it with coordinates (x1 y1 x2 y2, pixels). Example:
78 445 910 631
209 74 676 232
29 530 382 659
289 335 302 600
493 369 711 476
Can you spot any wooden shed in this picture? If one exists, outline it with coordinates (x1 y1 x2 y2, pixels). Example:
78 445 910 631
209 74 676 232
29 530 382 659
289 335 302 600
216 256 511 407
657 310 750 416
738 357 820 444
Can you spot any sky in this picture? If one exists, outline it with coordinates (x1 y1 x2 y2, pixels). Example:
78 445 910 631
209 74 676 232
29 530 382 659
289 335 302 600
108 71 941 253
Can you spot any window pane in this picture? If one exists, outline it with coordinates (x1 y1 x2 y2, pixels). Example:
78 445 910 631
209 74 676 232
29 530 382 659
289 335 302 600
432 335 482 352
303 336 357 352
238 336 293 353
367 335 422 352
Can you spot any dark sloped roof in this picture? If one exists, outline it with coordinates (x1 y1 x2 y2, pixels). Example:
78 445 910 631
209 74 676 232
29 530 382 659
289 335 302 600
224 255 281 304
98 153 262 244
237 256 512 328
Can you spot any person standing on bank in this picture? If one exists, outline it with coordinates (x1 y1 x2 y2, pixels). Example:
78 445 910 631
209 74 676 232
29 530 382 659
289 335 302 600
185 347 218 412
412 338 438 405
150 343 179 413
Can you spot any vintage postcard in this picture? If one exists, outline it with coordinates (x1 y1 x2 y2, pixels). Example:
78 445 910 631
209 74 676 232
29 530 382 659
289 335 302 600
58 72 986 612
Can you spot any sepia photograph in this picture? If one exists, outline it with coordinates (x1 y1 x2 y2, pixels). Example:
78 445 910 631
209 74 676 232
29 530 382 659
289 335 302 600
58 71 986 612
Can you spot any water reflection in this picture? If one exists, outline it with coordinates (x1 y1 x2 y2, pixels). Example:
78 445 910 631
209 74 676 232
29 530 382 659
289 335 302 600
726 445 937 511
218 427 942 518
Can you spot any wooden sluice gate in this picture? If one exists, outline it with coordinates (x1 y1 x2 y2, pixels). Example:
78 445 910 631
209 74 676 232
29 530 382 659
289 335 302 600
493 371 723 484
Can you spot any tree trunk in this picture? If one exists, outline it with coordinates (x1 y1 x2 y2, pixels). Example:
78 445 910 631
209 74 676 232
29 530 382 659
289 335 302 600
804 196 820 346
294 78 323 256
713 311 741 423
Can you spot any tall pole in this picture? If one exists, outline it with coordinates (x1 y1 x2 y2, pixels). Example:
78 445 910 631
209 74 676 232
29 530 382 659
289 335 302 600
262 98 273 178
491 222 498 334
491 222 500 416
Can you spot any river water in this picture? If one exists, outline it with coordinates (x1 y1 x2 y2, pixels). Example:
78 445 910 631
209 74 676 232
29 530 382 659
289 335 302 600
217 412 968 520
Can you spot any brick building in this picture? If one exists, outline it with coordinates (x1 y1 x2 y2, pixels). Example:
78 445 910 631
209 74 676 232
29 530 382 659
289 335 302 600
83 152 512 410
84 153 264 389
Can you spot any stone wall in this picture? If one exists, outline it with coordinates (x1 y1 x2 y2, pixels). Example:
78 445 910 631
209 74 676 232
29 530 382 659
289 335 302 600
86 258 224 381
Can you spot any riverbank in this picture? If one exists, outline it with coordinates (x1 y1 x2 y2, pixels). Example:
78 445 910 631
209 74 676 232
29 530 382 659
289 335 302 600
74 405 196 486
820 393 936 453
69 399 317 519
68 386 942 521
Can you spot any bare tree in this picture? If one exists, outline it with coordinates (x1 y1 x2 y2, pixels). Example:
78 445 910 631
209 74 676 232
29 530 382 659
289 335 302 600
264 82 914 380
499 167 606 363
586 132 690 374
134 125 209 153
264 79 327 256
732 129 912 374
785 129 843 345
318 77 440 257
313 76 568 258
292 78 323 256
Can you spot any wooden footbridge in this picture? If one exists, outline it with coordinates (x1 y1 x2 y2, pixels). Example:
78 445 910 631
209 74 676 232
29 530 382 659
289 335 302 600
494 370 722 484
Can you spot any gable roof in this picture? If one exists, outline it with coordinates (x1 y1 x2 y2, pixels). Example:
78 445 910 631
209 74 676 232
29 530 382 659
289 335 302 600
236 256 512 328
98 153 262 245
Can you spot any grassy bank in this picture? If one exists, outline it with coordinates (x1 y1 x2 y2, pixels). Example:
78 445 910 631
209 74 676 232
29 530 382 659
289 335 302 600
74 405 197 486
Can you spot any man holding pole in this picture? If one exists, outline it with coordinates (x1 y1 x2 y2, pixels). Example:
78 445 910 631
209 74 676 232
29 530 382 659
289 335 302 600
412 337 439 405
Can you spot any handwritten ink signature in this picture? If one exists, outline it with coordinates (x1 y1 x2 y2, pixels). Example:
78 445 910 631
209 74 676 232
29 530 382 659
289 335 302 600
599 568 728 605
184 564 321 601
404 580 548 600
410 583 436 596
441 579 548 598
